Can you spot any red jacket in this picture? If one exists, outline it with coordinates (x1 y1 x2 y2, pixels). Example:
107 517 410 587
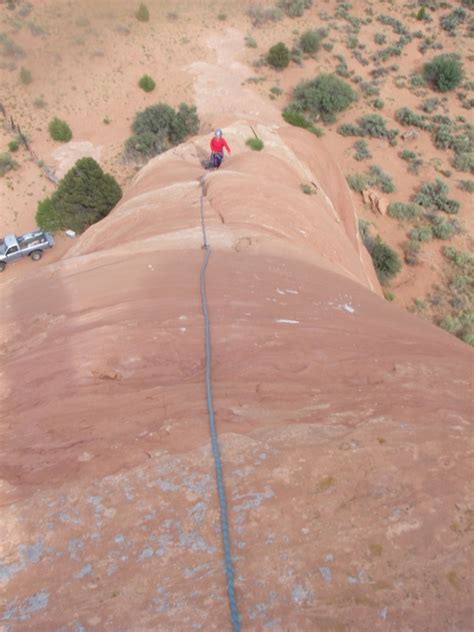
210 136 231 154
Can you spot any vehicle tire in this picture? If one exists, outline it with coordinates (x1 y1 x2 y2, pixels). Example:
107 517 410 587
0 261 5 272
30 250 43 261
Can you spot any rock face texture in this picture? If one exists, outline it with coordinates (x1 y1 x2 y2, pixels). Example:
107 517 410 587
1 124 472 632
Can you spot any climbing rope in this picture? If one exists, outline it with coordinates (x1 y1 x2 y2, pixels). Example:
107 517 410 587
198 176 241 632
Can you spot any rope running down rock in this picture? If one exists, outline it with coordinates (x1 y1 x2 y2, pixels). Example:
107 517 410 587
198 175 241 631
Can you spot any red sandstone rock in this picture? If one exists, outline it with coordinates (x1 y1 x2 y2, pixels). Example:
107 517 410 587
0 125 472 632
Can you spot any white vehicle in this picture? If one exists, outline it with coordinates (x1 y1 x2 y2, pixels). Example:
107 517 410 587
0 229 55 272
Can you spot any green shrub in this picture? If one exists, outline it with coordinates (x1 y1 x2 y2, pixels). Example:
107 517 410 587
267 42 290 69
371 98 384 110
443 246 474 269
353 139 371 161
384 291 395 301
33 96 46 108
458 179 474 192
299 29 323 55
36 157 122 233
301 183 316 195
400 149 416 161
368 165 395 193
387 202 423 220
423 54 464 92
136 3 150 22
19 66 32 84
440 8 466 35
395 107 431 129
377 14 410 36
247 6 283 27
452 151 474 173
0 152 18 176
245 35 257 48
48 117 72 142
413 178 460 214
433 124 455 150
346 172 369 192
290 73 357 123
402 239 421 265
399 149 423 174
360 81 379 97
417 7 428 20
8 139 18 152
138 74 155 92
281 108 323 136
367 236 402 283
357 113 398 140
374 32 386 45
217 12 227 21
277 0 313 18
430 215 456 239
246 137 264 150
126 102 199 159
0 32 24 57
337 122 363 137
409 225 433 241
421 97 440 113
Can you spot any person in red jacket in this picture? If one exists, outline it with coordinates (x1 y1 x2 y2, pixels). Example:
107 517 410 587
209 128 231 168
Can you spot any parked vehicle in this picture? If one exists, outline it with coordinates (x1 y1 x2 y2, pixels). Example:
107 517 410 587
0 229 55 272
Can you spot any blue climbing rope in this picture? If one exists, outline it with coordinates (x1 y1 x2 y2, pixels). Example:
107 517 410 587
199 176 241 632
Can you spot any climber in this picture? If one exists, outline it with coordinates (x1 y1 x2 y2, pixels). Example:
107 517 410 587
209 128 231 169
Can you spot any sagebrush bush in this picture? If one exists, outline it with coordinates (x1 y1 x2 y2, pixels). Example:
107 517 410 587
0 152 18 176
452 151 474 173
399 149 423 174
440 8 466 35
430 215 457 239
299 29 323 55
247 5 283 27
410 225 433 242
369 165 395 193
421 97 440 113
346 173 369 192
136 3 149 22
277 0 312 18
458 179 474 192
353 139 371 161
267 42 290 69
281 108 323 136
413 178 460 214
8 139 18 152
20 66 32 85
372 98 384 110
138 74 155 92
358 113 398 141
402 239 421 265
291 73 357 123
48 117 72 142
423 54 464 92
395 107 431 129
338 122 364 137
36 157 122 233
245 35 257 48
126 102 199 159
387 202 423 220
